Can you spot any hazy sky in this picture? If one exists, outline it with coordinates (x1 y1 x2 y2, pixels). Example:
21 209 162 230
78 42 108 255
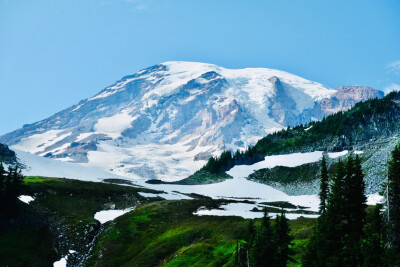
1 0 400 135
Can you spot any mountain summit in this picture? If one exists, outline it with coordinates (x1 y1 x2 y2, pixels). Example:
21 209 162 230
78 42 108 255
0 61 383 180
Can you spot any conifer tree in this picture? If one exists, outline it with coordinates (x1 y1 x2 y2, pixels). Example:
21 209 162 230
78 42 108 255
387 143 400 251
341 154 367 266
252 208 275 267
272 209 293 267
319 155 329 214
304 156 369 266
0 162 5 200
363 204 384 267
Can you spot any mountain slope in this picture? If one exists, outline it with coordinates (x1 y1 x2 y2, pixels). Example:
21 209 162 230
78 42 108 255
0 62 383 181
202 91 400 194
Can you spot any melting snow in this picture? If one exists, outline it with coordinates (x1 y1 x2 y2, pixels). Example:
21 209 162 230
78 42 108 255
194 203 319 219
328 150 348 158
18 195 35 204
94 208 134 224
139 152 324 214
227 151 323 179
367 194 384 205
53 257 67 267
138 192 192 200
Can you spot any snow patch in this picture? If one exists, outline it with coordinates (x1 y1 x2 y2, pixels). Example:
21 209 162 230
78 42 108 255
53 257 67 267
18 195 35 204
138 192 192 200
193 203 318 219
12 130 71 154
15 149 123 181
94 208 134 224
367 194 384 205
227 151 323 179
75 132 93 142
328 150 348 158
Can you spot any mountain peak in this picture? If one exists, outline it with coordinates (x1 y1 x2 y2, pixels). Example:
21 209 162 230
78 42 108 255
0 62 383 181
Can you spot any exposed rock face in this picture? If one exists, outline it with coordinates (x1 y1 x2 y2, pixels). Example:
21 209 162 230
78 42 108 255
331 86 384 111
0 61 383 181
0 143 17 164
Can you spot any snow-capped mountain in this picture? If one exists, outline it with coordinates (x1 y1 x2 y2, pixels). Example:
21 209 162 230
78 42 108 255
0 61 383 181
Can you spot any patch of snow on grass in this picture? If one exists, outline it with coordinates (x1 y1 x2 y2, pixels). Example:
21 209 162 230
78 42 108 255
193 203 318 219
94 208 134 224
53 257 67 267
53 250 76 267
18 195 34 204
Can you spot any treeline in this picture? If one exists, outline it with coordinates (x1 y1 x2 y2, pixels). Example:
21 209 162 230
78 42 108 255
201 149 263 174
303 143 400 266
0 163 24 217
235 209 293 267
202 91 400 174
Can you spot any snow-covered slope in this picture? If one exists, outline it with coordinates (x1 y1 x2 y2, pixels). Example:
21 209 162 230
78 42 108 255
1 61 383 181
15 149 123 181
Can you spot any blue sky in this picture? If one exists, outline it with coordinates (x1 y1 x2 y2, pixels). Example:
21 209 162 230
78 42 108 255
1 0 400 135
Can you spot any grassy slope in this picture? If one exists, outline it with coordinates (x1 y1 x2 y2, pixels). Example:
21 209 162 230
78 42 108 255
86 199 316 267
0 177 317 266
0 203 58 267
0 176 160 267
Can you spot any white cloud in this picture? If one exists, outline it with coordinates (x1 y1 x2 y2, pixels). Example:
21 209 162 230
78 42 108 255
387 61 400 74
383 83 400 95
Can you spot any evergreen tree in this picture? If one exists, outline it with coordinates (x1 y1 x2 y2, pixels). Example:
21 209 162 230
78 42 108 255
0 162 5 201
387 143 400 251
304 159 347 267
363 204 384 267
246 219 256 249
302 219 326 267
252 208 275 267
272 209 293 267
238 220 256 267
341 154 367 266
0 164 24 218
319 155 329 214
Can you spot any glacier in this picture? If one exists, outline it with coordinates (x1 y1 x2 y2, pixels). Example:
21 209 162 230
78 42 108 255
1 61 383 181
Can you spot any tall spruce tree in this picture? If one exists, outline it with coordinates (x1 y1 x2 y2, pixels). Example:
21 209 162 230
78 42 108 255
0 162 5 200
319 155 329 214
363 204 384 267
304 156 369 266
252 208 275 267
387 143 400 251
342 154 367 266
272 209 293 267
